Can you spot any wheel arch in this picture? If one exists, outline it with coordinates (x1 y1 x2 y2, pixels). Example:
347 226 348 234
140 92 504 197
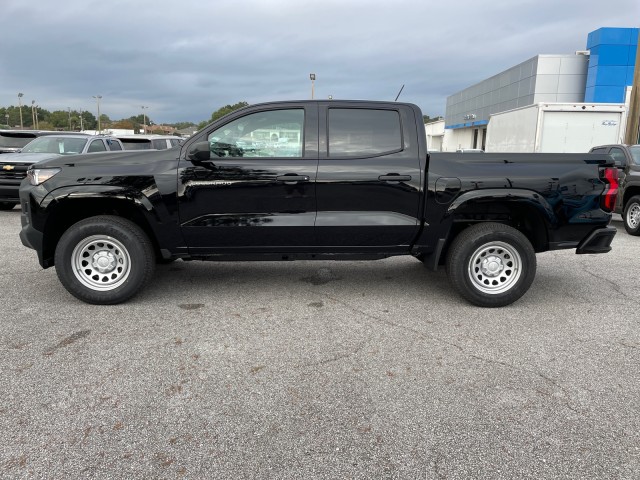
622 185 640 209
40 193 162 267
445 190 551 254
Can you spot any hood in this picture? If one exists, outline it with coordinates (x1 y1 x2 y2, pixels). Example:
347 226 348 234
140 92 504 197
0 152 62 164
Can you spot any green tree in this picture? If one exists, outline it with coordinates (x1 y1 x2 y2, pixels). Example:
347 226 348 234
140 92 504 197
48 110 71 130
111 119 136 130
171 121 196 130
210 101 249 122
423 115 443 124
80 111 97 130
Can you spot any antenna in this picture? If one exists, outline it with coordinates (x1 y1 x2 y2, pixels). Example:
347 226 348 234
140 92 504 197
394 84 405 101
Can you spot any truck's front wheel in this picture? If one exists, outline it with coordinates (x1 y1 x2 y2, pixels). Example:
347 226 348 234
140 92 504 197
446 223 536 307
54 216 155 304
623 195 640 236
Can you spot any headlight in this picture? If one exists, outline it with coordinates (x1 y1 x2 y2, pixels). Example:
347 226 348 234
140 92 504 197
27 167 61 186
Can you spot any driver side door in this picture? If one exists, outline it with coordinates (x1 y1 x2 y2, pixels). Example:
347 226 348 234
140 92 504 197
177 104 318 253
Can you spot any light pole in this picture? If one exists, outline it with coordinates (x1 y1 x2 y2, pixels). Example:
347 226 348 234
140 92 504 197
79 109 84 131
309 73 316 100
4 114 8 127
141 106 148 134
31 101 36 129
17 93 24 129
93 95 102 133
34 105 39 129
68 107 72 131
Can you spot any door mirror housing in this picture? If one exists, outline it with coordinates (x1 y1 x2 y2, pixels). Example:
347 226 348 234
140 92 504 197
187 141 211 162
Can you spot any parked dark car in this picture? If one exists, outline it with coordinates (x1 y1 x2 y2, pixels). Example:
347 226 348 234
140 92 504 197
589 144 640 235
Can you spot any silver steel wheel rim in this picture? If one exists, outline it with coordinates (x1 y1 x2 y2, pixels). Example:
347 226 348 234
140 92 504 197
468 241 522 295
71 235 131 291
627 203 640 229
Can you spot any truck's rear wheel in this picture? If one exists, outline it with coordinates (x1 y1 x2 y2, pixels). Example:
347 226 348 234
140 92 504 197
623 196 640 236
446 222 536 307
54 216 155 304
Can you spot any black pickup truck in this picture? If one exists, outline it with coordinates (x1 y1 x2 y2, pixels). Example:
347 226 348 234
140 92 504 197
18 100 619 307
589 144 640 235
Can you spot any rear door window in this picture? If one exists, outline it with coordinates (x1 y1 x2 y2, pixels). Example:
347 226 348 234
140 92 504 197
328 108 402 157
88 140 107 152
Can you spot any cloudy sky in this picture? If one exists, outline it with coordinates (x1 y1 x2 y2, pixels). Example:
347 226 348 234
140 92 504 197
1 0 638 125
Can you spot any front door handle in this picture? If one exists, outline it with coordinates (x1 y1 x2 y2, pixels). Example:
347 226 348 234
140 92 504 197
276 174 310 184
378 174 411 182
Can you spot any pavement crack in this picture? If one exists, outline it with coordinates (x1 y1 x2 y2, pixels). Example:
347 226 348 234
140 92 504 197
581 265 630 299
296 340 367 369
314 291 465 354
469 353 582 414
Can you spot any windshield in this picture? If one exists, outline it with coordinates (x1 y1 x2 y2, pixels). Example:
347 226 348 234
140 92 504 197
22 136 88 154
630 146 640 165
0 133 37 149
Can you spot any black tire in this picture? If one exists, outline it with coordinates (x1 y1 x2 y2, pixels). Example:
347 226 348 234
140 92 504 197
0 202 17 210
54 215 155 305
623 195 640 236
445 222 536 308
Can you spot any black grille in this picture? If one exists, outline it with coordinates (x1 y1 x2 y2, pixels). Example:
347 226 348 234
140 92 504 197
0 163 29 181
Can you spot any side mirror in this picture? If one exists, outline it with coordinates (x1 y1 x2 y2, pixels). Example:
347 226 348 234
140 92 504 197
187 141 211 162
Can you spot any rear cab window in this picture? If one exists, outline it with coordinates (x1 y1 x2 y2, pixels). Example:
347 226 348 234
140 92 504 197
120 139 151 150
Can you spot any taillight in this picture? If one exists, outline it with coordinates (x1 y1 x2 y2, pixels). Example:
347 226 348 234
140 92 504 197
600 167 619 212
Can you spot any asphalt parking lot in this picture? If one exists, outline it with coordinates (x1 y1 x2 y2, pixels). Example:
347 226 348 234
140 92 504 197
1 208 638 479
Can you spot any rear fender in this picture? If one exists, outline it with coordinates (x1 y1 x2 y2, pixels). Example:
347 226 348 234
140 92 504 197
447 188 555 224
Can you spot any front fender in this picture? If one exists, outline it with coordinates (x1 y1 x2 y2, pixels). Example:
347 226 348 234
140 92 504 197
41 184 154 212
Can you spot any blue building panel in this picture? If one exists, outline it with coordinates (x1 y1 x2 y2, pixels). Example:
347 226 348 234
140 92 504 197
596 65 630 84
593 85 626 103
585 27 638 103
596 44 631 65
587 27 636 49
586 67 597 88
584 86 595 102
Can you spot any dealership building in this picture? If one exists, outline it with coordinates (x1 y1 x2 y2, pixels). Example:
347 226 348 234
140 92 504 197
426 27 639 153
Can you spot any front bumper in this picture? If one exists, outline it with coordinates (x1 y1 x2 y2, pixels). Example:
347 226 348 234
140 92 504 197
576 226 617 254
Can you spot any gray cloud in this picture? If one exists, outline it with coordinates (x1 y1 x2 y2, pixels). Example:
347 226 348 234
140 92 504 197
1 0 637 124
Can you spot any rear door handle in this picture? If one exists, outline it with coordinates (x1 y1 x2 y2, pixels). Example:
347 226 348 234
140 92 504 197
378 174 412 182
276 174 309 184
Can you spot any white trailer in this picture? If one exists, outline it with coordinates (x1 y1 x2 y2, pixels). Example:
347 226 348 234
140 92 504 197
485 103 626 153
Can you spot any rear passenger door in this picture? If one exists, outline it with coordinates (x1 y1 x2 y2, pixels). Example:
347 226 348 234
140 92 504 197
315 104 422 249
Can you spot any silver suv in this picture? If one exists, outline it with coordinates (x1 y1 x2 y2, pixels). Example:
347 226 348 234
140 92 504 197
0 129 87 154
0 134 124 210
